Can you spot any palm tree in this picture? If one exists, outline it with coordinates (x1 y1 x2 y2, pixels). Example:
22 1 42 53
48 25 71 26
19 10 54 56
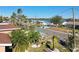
11 29 29 52
16 8 23 26
28 31 41 44
17 8 23 15
16 8 29 29
11 12 17 24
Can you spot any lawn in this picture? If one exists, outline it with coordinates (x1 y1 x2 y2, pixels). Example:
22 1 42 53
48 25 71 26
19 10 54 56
48 27 72 33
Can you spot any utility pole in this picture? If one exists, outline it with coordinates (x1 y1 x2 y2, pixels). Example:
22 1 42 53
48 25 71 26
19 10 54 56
72 8 76 50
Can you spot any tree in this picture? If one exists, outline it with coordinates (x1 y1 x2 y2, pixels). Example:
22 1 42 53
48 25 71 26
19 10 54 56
11 12 17 24
11 29 41 52
16 8 28 28
0 16 9 23
0 16 3 23
28 31 41 44
11 29 29 52
17 8 23 15
11 9 28 29
15 8 22 26
3 17 9 22
51 16 63 25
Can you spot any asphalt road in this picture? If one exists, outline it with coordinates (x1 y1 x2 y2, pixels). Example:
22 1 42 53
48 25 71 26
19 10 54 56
36 28 79 51
36 28 69 41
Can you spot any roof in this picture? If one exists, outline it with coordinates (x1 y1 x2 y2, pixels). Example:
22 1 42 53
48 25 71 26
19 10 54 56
0 23 10 25
63 21 79 25
0 23 17 29
0 33 11 44
0 23 20 31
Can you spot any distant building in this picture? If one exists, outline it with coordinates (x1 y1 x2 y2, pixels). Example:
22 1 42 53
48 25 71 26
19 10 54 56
62 21 79 29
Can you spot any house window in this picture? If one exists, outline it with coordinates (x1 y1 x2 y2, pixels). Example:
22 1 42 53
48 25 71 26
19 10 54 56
5 46 12 52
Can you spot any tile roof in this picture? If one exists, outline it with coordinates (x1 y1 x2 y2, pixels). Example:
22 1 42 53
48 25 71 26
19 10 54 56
0 33 11 44
0 23 20 31
0 24 17 29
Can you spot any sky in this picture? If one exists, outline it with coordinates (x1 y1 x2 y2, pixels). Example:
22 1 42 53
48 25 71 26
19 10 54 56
0 6 79 18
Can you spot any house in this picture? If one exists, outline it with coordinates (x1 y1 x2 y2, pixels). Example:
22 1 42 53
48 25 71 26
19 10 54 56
0 23 20 52
0 33 12 52
62 21 79 29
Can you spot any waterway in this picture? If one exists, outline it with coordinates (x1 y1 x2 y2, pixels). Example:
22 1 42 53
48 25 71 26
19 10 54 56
31 19 51 24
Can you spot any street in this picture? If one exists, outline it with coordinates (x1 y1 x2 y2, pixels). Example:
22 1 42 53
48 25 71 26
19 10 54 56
36 28 69 41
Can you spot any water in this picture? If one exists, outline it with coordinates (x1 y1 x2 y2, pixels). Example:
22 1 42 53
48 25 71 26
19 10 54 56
31 19 51 24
